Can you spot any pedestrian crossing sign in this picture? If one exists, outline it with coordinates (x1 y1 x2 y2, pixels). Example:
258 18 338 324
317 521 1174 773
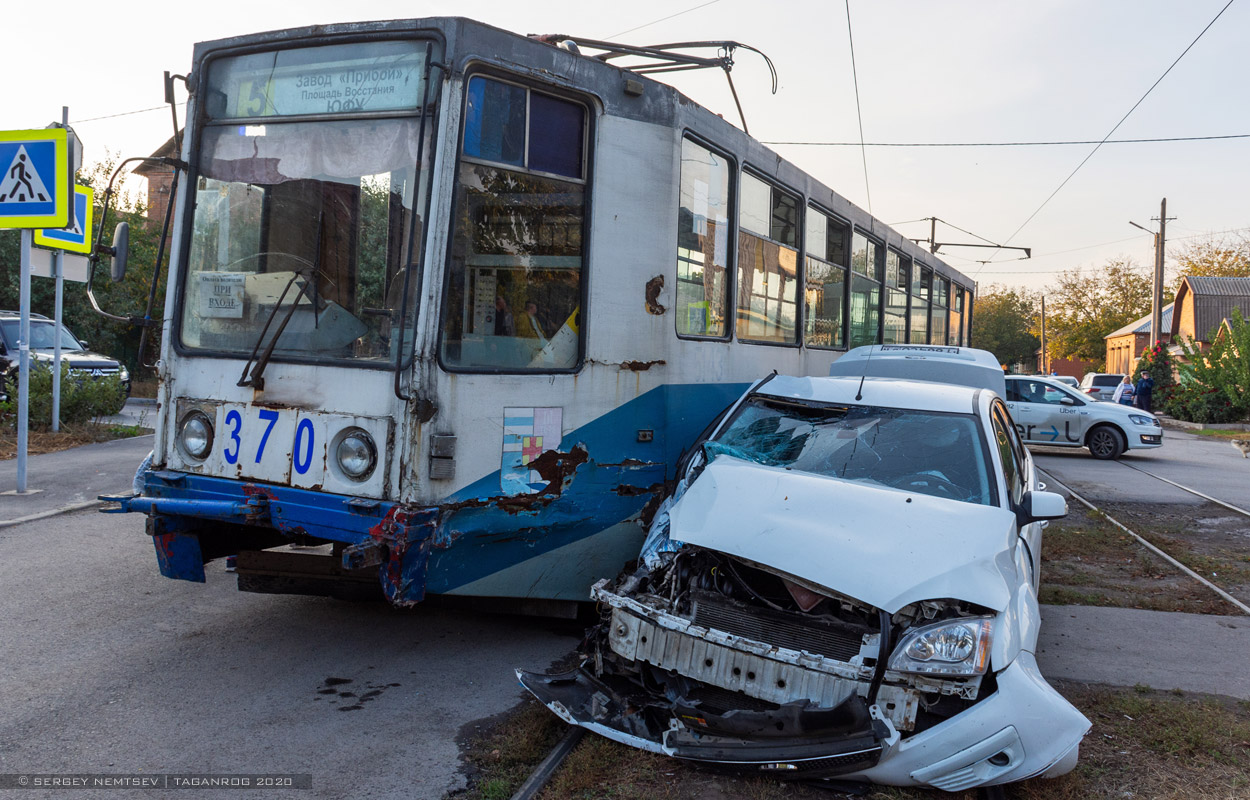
34 184 93 253
0 129 70 229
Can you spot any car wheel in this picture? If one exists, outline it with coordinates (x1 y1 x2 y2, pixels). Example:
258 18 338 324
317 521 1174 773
1087 425 1125 460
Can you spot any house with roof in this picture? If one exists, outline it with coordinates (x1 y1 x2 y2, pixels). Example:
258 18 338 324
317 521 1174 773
1105 303 1174 374
1168 276 1250 355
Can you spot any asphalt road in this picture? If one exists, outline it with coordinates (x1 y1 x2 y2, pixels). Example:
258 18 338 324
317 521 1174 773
0 507 577 800
1030 426 1250 508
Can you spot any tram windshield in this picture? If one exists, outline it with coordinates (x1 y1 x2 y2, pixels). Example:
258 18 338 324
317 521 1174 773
178 40 441 366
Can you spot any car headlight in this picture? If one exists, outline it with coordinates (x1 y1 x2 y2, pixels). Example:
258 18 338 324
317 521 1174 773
1128 414 1157 426
119 367 130 382
178 411 214 461
335 429 377 480
888 616 992 676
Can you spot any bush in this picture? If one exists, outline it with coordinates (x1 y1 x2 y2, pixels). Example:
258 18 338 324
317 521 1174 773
1168 308 1250 424
0 363 127 431
1133 340 1178 408
1164 383 1242 424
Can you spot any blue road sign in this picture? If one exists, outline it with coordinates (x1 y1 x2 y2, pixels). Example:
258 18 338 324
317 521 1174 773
0 129 70 229
35 185 93 253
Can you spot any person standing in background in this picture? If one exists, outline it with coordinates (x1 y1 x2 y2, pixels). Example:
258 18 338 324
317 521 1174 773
1134 371 1155 412
1112 374 1135 405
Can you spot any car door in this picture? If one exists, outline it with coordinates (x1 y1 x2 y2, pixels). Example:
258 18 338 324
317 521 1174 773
1008 378 1084 447
991 402 1041 589
1003 378 1041 442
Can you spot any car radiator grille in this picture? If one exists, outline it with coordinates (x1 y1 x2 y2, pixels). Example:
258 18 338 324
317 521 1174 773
691 594 868 663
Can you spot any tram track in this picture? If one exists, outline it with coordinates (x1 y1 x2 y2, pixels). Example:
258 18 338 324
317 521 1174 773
1037 467 1250 616
1116 459 1250 518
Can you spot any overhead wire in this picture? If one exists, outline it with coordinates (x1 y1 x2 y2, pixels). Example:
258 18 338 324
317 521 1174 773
764 133 1250 147
843 0 871 215
975 0 1239 275
71 103 186 124
606 0 725 39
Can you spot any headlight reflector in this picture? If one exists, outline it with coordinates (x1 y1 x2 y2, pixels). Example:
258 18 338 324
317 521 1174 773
888 617 992 676
336 429 377 480
1128 414 1157 426
178 411 214 460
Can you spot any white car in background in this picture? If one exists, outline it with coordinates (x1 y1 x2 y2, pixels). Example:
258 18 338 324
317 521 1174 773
1078 372 1126 402
520 347 1090 791
1005 375 1162 459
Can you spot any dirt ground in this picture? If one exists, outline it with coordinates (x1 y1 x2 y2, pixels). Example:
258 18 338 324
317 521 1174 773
1040 502 1250 613
0 422 151 461
452 682 1250 800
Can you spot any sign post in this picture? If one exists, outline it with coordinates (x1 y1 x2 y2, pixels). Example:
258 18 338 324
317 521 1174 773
0 125 72 494
36 183 93 432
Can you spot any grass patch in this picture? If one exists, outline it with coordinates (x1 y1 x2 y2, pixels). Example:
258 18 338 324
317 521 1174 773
453 686 1250 800
0 421 153 461
1186 428 1250 440
1038 505 1234 614
129 378 159 399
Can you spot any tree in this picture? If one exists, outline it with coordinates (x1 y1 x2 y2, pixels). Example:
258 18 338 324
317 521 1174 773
0 152 168 378
1171 233 1250 286
1043 258 1173 366
970 284 1040 367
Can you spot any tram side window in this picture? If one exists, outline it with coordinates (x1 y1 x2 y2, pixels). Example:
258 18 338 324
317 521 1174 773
910 265 931 344
884 250 909 344
676 138 732 337
442 76 588 371
950 286 965 346
737 172 798 343
804 206 848 349
849 231 881 349
931 276 950 346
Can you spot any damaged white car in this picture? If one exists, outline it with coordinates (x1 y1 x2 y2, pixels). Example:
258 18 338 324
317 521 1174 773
519 371 1091 791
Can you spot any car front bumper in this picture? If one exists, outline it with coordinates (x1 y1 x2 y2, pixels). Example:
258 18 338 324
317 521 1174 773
520 648 1088 789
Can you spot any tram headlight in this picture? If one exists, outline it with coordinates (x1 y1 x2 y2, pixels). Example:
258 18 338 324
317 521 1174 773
335 429 377 480
178 411 214 461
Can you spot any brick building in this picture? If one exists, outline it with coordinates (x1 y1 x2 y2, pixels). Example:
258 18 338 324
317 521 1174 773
1104 303 1174 374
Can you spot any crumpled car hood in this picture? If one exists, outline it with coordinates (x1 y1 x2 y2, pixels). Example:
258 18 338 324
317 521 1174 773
667 456 1020 614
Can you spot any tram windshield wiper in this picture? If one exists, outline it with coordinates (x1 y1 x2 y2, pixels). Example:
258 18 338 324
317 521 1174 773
236 270 314 390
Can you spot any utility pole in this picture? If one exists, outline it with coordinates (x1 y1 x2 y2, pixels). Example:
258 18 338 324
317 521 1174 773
1130 199 1173 346
1152 198 1167 346
1040 295 1047 373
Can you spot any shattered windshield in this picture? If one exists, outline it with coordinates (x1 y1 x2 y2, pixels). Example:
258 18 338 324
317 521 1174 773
178 40 439 366
708 397 995 506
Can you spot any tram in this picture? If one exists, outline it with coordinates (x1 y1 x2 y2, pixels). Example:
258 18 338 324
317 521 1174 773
101 17 977 612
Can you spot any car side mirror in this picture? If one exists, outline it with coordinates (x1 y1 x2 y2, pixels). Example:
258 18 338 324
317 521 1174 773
1017 490 1067 526
78 340 88 349
1060 396 1077 406
107 222 129 282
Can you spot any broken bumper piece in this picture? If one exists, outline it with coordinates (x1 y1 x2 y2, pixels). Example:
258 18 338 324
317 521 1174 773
516 668 897 779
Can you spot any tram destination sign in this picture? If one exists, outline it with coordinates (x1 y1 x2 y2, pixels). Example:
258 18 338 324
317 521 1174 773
219 46 428 118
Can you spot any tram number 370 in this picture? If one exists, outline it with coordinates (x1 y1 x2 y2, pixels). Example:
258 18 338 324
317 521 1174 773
221 408 317 475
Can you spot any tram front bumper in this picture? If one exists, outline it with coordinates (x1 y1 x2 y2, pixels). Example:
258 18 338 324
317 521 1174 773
100 470 438 606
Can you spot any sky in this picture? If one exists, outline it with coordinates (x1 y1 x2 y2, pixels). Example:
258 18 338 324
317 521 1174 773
3 0 1246 294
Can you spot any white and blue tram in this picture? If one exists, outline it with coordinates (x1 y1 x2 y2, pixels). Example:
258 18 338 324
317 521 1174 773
106 17 977 611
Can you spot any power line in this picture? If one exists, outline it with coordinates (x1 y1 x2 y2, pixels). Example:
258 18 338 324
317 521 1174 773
71 103 185 124
607 0 725 39
975 227 1250 274
765 133 1250 147
977 0 1239 273
844 0 871 215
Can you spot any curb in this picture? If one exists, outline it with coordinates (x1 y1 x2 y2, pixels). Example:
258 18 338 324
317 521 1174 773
0 497 112 529
1158 416 1250 432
